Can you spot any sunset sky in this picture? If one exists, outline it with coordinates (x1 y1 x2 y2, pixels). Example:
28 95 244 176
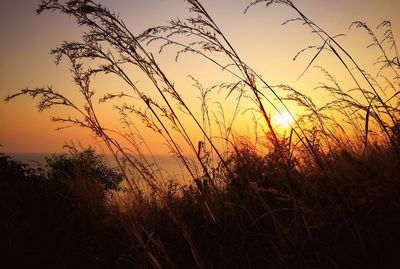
1 0 400 154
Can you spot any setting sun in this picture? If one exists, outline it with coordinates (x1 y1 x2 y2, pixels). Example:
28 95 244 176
273 110 296 129
2 0 400 267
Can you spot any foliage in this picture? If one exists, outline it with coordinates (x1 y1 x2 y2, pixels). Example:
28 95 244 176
3 0 400 268
0 151 128 268
46 148 123 197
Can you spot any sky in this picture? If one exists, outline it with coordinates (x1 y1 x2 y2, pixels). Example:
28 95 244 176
1 0 400 154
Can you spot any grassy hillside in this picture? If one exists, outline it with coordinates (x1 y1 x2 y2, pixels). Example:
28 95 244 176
3 0 400 268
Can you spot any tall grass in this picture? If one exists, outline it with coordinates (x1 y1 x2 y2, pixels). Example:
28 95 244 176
4 0 400 268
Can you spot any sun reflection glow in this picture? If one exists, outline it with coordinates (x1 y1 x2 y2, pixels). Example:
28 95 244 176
273 111 296 129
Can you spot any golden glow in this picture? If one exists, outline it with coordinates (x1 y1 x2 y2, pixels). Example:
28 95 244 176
273 111 296 129
1 0 400 154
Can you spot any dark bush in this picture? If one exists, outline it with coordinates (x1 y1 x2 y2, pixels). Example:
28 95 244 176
0 152 127 269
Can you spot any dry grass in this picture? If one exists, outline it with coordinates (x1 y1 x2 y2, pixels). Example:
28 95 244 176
3 0 400 268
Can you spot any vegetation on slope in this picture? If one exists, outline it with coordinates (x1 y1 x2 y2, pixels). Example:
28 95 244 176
3 0 400 268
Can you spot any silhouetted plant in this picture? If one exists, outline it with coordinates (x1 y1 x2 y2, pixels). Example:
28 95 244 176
46 147 123 197
4 0 400 268
0 151 128 268
246 0 400 159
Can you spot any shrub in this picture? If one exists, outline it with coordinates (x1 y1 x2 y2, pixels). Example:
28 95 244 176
46 148 123 198
0 152 127 269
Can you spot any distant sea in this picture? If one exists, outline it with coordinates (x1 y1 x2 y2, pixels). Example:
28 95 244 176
7 153 197 182
8 153 50 169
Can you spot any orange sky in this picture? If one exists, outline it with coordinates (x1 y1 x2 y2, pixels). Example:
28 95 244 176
1 0 400 154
